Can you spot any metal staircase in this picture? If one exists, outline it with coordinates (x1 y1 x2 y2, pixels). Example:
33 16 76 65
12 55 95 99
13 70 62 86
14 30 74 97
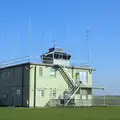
64 86 79 106
58 66 76 88
57 65 80 106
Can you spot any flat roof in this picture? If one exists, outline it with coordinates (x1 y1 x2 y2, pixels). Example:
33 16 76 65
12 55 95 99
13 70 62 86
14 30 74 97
0 62 31 71
0 62 96 71
30 62 96 71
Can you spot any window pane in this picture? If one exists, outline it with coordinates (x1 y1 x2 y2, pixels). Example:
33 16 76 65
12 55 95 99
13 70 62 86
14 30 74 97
38 89 44 97
16 89 21 95
78 72 88 84
41 90 44 97
53 90 56 97
54 54 59 59
50 67 56 76
39 67 43 76
50 89 56 97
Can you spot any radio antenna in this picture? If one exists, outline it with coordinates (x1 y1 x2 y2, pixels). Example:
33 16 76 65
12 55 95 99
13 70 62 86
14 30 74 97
28 15 32 55
53 36 56 48
86 25 91 65
29 16 32 34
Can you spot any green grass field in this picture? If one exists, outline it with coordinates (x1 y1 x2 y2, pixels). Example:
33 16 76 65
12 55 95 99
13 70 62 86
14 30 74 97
0 107 120 120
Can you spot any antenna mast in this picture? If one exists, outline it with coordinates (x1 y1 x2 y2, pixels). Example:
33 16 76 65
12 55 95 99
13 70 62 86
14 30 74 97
86 26 90 65
29 16 32 34
28 15 32 55
53 36 56 48
17 34 20 56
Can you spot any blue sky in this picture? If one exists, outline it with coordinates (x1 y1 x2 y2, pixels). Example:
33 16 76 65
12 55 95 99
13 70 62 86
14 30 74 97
0 0 120 95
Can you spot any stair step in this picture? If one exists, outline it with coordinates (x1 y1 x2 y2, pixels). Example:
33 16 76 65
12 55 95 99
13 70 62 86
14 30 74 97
59 70 74 88
65 87 79 106
59 70 74 83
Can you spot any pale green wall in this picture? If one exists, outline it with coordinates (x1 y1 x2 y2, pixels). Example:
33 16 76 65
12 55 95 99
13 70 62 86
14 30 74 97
0 63 93 107
29 64 93 107
29 65 68 107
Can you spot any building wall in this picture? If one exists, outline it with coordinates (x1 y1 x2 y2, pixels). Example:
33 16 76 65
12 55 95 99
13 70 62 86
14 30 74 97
0 64 30 107
72 68 92 106
29 64 93 107
75 88 92 106
29 65 68 107
0 63 93 107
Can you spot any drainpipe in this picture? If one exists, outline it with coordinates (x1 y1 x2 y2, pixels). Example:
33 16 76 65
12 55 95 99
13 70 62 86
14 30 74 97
34 66 36 107
21 65 24 107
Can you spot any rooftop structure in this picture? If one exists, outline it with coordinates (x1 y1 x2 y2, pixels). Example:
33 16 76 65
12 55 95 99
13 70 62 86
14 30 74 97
41 47 71 66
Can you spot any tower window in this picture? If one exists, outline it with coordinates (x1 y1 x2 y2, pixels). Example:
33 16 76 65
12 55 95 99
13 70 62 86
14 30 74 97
58 55 63 59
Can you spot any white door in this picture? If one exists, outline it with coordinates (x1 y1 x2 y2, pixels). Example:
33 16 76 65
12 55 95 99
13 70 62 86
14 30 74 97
81 89 88 106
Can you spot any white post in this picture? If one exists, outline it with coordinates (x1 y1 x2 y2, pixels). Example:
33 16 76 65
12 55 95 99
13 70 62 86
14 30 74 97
104 95 106 106
53 52 55 65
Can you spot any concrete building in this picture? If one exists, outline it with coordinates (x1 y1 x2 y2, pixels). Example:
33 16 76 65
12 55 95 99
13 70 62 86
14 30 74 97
0 47 96 107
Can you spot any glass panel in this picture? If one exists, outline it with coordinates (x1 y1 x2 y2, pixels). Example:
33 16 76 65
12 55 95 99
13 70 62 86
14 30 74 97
79 72 88 84
38 89 44 97
50 67 56 76
50 89 56 97
54 54 59 59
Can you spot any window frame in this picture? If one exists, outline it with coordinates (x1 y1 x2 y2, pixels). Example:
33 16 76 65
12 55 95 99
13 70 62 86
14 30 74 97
76 71 88 84
50 89 56 98
50 67 56 76
38 88 44 97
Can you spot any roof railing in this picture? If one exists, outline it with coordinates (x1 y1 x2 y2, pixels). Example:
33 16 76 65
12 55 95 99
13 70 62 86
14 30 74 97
0 56 92 69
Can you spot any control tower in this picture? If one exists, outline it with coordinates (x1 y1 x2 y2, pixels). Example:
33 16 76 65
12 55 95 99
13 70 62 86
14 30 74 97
40 47 71 66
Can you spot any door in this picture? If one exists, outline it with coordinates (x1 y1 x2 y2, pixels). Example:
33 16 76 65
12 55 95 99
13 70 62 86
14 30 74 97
11 87 21 106
11 88 16 106
81 89 88 106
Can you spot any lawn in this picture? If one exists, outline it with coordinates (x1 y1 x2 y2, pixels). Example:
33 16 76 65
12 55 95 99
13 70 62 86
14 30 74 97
0 107 120 120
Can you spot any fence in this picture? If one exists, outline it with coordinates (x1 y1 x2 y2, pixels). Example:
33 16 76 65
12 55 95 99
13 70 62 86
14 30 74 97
46 96 120 107
92 96 120 106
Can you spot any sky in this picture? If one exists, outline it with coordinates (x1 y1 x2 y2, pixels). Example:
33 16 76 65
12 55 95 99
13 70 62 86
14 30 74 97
0 0 120 95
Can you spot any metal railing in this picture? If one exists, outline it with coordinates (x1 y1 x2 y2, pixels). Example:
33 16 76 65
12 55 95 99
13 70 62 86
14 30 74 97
92 96 120 106
0 55 92 69
45 99 92 107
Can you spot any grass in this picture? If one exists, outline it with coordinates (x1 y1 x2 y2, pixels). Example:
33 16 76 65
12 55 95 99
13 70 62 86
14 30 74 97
0 107 120 120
